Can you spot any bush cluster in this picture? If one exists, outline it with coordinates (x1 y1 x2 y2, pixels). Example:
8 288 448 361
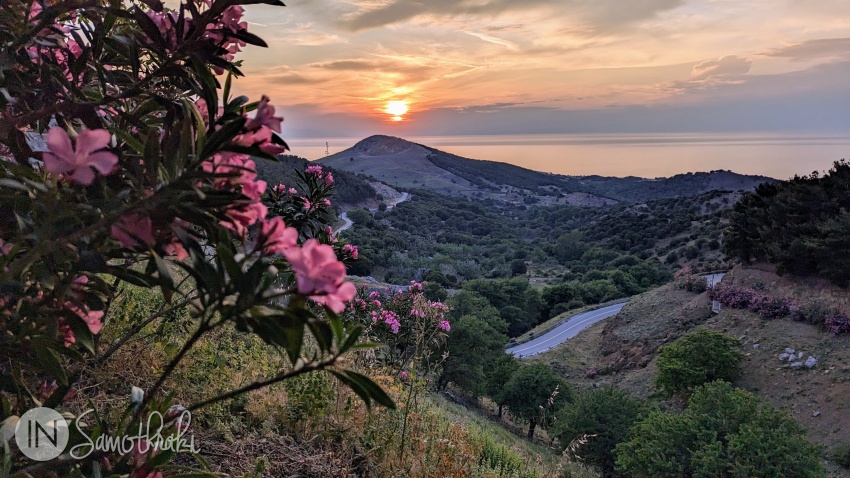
711 284 850 332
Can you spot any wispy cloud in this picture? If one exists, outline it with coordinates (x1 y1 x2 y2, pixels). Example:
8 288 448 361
761 37 850 61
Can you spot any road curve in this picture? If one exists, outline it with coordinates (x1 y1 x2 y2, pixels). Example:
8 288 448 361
338 191 410 233
337 211 354 233
506 302 627 358
505 272 727 358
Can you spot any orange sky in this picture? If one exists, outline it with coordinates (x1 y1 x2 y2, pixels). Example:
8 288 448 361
230 1 850 138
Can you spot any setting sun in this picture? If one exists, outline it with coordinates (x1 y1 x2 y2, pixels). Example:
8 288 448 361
385 100 408 121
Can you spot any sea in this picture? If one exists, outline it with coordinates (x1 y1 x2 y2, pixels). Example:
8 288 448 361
285 133 850 180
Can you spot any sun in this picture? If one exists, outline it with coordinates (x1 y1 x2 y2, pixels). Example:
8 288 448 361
385 101 408 121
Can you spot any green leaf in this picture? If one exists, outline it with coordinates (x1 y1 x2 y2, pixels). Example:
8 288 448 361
339 325 363 353
34 343 68 386
107 266 157 288
330 369 396 410
230 29 268 48
153 252 175 300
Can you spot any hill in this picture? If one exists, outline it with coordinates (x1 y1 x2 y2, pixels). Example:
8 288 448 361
254 154 379 208
319 135 771 206
531 265 850 474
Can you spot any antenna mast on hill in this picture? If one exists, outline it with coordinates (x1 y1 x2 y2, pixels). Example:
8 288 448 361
325 141 329 156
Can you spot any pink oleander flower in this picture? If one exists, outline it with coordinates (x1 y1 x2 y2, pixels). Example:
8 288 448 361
222 201 268 237
272 183 288 194
305 165 323 176
111 213 155 250
288 187 298 195
130 439 163 478
58 320 75 347
284 239 356 313
44 127 118 185
324 172 334 186
242 179 267 202
302 198 312 210
342 244 358 259
0 238 11 255
368 291 380 300
65 301 103 335
438 320 451 332
246 96 283 133
203 152 257 187
163 237 189 261
256 217 298 255
220 5 247 33
320 198 331 207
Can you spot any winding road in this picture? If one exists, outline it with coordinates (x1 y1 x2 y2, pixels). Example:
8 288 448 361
337 192 410 233
506 302 627 358
505 272 727 358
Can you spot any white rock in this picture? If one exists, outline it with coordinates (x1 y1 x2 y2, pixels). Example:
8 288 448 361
804 356 818 368
785 348 796 354
790 361 804 369
778 353 791 361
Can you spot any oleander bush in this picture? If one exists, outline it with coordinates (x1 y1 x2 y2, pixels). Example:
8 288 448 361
0 1 390 475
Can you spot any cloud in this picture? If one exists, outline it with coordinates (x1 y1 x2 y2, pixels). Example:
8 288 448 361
690 55 752 81
761 37 850 61
662 55 752 93
465 31 520 51
335 0 684 32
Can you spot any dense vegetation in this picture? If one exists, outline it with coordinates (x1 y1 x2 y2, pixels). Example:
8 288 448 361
423 147 567 194
655 329 743 397
255 154 377 207
616 381 824 477
724 160 850 286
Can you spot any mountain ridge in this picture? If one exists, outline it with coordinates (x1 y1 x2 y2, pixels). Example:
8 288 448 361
318 135 772 205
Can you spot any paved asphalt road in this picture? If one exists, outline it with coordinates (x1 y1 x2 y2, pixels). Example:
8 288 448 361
506 302 627 358
339 192 410 233
505 272 726 358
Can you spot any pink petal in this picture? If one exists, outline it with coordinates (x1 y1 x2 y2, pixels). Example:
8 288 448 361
46 127 74 160
86 151 118 174
74 129 111 156
69 166 95 185
43 152 70 175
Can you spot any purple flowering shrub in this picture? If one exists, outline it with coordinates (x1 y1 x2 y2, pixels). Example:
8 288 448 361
346 281 451 372
674 266 708 293
711 284 850 333
710 284 758 309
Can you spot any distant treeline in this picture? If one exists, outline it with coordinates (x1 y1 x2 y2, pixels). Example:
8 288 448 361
724 160 850 286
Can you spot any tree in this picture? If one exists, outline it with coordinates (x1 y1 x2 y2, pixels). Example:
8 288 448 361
438 316 506 396
615 381 825 477
485 354 519 417
510 259 528 276
423 281 448 302
656 329 742 397
502 363 570 439
554 387 649 476
347 208 372 225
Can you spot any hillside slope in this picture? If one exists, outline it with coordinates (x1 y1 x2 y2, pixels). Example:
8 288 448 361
532 266 850 473
319 135 770 206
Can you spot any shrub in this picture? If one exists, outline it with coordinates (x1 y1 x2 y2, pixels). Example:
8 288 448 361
656 329 742 397
615 381 825 477
0 1 390 475
710 283 758 309
673 266 707 293
553 387 650 476
748 294 794 319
